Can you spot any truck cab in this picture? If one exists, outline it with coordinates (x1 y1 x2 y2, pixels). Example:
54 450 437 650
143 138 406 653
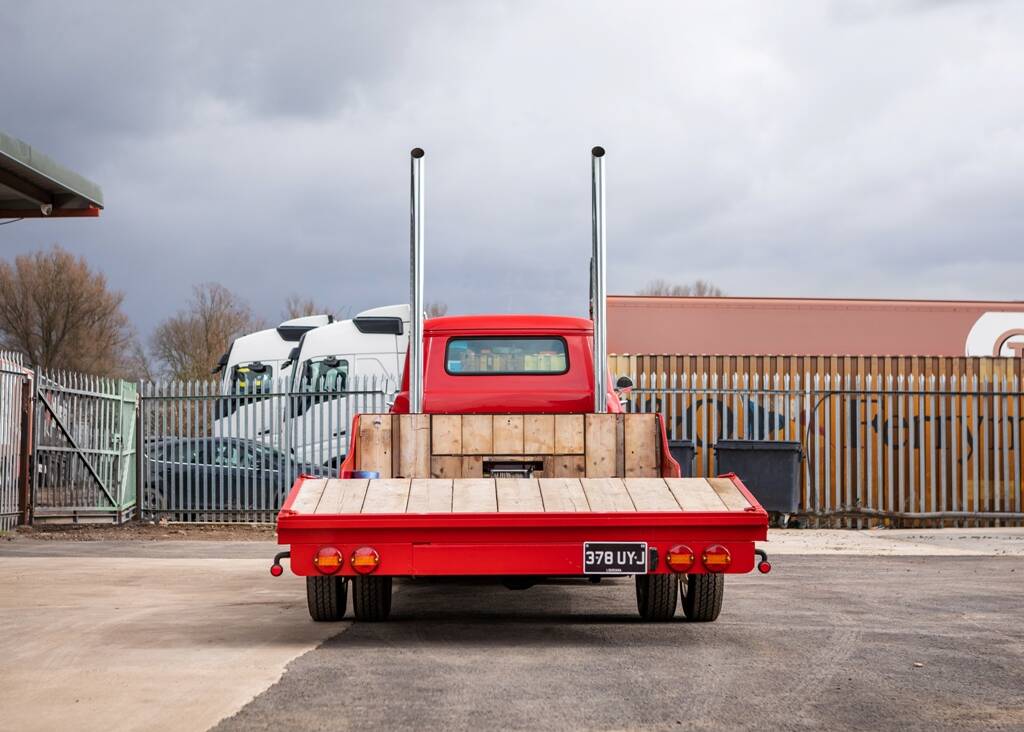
391 314 623 415
286 303 410 465
212 314 333 439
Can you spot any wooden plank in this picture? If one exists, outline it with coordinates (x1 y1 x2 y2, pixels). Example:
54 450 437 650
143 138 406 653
431 415 462 455
550 455 586 478
554 414 585 454
461 415 493 455
493 415 524 454
616 414 626 477
430 456 462 479
314 479 370 515
623 478 681 512
580 477 636 512
707 477 752 511
397 414 431 478
452 478 498 513
666 478 728 511
314 478 345 514
289 478 327 515
524 414 555 454
624 414 659 477
585 414 619 477
357 415 392 477
337 479 370 514
539 478 590 512
496 478 544 512
406 478 453 513
461 455 484 478
361 478 412 514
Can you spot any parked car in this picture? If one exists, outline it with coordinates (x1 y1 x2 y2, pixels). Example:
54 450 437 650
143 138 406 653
144 437 331 516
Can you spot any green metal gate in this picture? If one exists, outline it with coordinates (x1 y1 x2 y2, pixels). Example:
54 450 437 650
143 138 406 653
32 371 138 523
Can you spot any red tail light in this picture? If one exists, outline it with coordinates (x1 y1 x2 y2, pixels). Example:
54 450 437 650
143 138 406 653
702 544 732 572
666 544 695 573
351 546 380 575
313 546 343 575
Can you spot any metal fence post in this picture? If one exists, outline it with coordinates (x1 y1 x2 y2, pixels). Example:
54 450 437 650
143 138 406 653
17 373 33 526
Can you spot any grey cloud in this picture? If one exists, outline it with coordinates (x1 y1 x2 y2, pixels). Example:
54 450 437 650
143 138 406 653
1 0 1022 341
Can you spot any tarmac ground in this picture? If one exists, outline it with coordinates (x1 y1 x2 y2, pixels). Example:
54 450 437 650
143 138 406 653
1 528 1022 731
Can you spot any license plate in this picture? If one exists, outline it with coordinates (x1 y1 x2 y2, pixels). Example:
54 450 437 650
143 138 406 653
583 542 648 575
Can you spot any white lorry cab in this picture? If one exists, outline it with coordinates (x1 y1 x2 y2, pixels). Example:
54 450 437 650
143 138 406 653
286 304 409 466
212 314 334 439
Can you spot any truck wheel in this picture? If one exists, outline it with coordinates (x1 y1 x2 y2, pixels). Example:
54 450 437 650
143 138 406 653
306 576 348 622
352 576 393 621
635 574 678 621
680 573 724 622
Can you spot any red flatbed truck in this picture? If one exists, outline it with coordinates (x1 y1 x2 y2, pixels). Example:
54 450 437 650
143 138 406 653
271 148 771 622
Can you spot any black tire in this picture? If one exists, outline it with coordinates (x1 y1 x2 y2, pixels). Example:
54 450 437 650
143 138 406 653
352 576 393 621
306 576 348 622
635 574 678 621
680 573 724 622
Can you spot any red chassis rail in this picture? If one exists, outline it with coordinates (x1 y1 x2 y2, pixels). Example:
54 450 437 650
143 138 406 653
277 473 768 578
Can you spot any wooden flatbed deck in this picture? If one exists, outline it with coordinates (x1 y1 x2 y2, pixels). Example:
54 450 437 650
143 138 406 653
287 477 753 516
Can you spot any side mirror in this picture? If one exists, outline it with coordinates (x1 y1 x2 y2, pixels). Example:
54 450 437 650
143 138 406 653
615 376 634 390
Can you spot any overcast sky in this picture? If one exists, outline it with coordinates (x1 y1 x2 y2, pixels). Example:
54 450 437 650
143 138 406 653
1 1 1022 337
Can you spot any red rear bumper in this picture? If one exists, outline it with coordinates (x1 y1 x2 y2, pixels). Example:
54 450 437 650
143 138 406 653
277 484 768 578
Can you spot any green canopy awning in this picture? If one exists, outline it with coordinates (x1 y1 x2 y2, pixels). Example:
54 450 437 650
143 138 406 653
0 131 103 218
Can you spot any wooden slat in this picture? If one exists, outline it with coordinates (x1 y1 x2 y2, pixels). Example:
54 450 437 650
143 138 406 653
452 478 498 512
314 479 369 515
462 415 492 455
524 415 555 454
585 414 618 477
406 479 453 513
314 478 344 514
357 415 392 477
461 455 484 478
539 478 590 512
496 478 544 512
554 414 585 454
707 477 752 511
289 478 327 514
338 479 370 514
624 414 658 477
580 477 636 512
430 456 462 479
432 415 462 455
550 455 586 478
493 415 524 454
666 478 728 511
397 414 431 478
361 479 412 514
623 478 680 511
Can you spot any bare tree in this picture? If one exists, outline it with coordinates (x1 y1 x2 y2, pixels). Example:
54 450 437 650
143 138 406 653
0 246 134 374
637 278 724 297
151 283 263 381
282 294 345 321
426 301 449 318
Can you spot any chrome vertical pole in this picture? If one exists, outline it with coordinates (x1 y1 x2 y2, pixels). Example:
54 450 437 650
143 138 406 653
409 147 425 414
591 146 607 413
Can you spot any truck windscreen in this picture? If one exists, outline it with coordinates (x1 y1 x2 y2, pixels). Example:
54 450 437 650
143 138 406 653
444 337 568 375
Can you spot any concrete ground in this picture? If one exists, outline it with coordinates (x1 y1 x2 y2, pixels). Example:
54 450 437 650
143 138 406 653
1 529 1022 731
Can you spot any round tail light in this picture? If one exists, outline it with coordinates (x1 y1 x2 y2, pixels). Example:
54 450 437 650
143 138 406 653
351 546 380 575
666 544 695 573
313 546 343 575
701 544 732 572
758 560 772 574
269 564 284 577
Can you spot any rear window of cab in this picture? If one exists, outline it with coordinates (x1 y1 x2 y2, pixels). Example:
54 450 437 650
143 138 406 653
445 337 569 375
